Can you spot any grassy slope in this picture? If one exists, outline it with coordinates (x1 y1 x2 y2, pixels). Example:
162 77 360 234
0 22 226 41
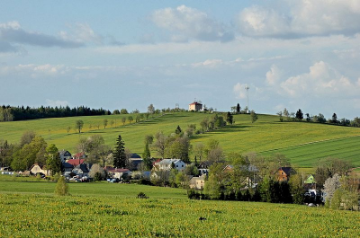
1 112 359 167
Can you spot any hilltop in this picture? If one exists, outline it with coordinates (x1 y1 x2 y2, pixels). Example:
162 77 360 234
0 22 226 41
0 112 359 167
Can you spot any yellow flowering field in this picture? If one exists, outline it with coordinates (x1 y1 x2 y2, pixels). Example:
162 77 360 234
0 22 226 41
1 185 359 237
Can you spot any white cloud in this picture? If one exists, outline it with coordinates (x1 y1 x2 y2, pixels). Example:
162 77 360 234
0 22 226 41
233 83 248 99
60 23 103 45
46 99 69 107
192 59 223 68
236 0 360 37
266 65 282 85
0 21 83 50
280 61 360 97
151 5 234 42
237 6 291 37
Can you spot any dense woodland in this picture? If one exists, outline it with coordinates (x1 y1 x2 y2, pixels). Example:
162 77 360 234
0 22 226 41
0 105 111 121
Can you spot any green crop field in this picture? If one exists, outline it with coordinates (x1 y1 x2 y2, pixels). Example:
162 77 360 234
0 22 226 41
1 112 360 167
0 180 360 237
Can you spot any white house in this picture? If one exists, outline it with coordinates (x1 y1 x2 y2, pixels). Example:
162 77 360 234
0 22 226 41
154 159 186 171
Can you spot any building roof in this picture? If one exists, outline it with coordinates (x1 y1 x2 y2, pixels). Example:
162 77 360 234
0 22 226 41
62 162 74 169
130 153 141 159
189 102 202 105
67 159 85 166
157 159 183 165
104 166 130 173
74 164 89 173
59 150 71 156
279 167 292 176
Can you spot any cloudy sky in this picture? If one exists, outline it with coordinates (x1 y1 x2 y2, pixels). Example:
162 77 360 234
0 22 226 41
1 0 360 119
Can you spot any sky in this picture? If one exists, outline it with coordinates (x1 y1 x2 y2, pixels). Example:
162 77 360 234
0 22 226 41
1 0 360 119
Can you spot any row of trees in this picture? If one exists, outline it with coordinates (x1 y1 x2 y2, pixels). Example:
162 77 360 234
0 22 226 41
0 132 61 173
0 105 111 122
277 108 360 127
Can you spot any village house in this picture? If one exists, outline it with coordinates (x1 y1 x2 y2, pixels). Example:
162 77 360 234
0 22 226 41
105 166 131 179
72 164 91 177
188 101 202 112
189 174 207 190
128 153 143 171
277 167 294 182
153 159 186 172
30 163 51 176
59 150 72 163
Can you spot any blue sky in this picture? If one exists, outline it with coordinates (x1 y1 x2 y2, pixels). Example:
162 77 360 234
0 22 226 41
1 0 360 119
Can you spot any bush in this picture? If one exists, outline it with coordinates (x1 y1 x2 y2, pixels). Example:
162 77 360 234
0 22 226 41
54 176 69 196
137 192 148 199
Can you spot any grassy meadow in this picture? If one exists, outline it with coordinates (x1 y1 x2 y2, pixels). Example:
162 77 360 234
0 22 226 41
1 179 360 237
1 112 360 167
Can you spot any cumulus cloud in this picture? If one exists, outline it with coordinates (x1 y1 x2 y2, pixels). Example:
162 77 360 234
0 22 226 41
151 5 234 42
266 65 282 85
280 61 360 97
236 0 360 37
233 83 248 99
0 21 83 50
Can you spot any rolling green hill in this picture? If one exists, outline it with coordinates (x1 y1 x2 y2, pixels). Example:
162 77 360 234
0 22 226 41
1 112 359 167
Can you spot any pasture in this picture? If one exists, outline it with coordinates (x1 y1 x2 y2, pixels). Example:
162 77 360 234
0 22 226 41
0 180 360 237
1 112 360 167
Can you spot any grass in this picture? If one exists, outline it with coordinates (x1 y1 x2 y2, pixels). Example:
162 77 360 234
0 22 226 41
1 112 360 167
0 180 360 237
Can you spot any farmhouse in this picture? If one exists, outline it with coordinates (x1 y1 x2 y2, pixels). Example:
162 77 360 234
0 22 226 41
189 174 206 190
30 164 51 176
277 167 294 182
59 150 72 163
105 166 131 179
188 101 202 112
154 159 186 171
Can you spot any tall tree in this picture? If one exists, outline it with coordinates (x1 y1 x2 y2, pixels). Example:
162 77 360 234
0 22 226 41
147 104 155 114
236 103 241 114
45 144 62 174
113 135 126 168
295 109 303 121
226 112 233 125
75 120 84 134
152 131 167 158
332 113 338 124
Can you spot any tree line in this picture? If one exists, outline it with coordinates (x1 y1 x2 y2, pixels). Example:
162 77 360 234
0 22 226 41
0 105 111 122
277 108 360 127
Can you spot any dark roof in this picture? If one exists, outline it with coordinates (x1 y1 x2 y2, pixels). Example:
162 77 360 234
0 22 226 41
75 164 89 173
62 162 74 169
59 150 71 157
279 167 292 176
130 153 141 158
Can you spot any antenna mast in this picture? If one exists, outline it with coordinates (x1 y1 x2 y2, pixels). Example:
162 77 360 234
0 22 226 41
245 86 250 113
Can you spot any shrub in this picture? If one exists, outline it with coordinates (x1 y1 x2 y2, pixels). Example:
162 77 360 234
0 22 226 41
54 176 69 196
137 192 148 199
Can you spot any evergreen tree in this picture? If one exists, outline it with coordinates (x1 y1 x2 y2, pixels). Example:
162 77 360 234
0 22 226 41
236 103 241 114
226 112 233 124
113 135 126 168
332 113 338 124
296 109 303 121
175 125 182 134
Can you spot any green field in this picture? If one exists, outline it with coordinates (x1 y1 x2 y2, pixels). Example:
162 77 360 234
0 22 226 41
1 112 360 167
1 180 360 237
